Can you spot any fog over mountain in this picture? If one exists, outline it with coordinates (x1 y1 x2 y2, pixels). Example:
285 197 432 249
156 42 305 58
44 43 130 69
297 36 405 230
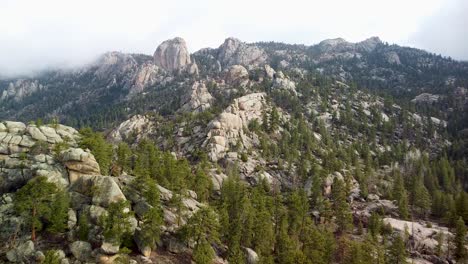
0 0 466 77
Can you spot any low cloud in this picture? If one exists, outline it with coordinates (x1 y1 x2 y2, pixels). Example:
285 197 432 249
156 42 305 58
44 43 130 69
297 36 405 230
0 0 465 77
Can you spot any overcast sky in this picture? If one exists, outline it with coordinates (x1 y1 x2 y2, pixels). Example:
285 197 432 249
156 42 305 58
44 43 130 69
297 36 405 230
0 0 466 77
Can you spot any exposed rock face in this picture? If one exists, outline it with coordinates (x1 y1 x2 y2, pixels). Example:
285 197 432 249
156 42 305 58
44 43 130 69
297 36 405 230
411 93 440 104
128 62 161 96
225 65 249 85
108 115 154 143
69 241 92 261
179 81 214 113
94 52 138 80
272 71 297 94
204 93 266 161
0 121 82 192
6 240 35 262
1 80 44 102
383 218 452 254
61 148 101 183
356 36 382 52
217 38 267 68
71 175 126 207
385 51 401 65
153 37 192 73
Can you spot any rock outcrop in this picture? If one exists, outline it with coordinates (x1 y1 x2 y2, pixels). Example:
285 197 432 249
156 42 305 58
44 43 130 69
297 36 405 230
383 218 452 255
217 38 267 68
128 62 161 96
61 148 101 183
0 121 82 192
203 93 267 161
1 80 44 102
179 81 214 113
94 52 138 80
108 115 154 143
153 37 193 73
225 65 249 85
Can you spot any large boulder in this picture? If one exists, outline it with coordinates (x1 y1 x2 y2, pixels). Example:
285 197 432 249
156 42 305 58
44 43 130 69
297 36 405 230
69 241 92 261
383 218 452 254
153 37 193 73
108 115 154 143
70 175 126 207
6 240 35 262
61 148 101 183
225 65 249 85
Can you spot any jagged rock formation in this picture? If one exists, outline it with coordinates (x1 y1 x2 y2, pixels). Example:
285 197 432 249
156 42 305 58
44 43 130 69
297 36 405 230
217 38 267 68
179 81 214 113
153 37 194 73
383 218 452 255
108 115 154 143
0 121 82 192
203 93 267 161
225 65 249 85
1 80 44 102
412 93 440 104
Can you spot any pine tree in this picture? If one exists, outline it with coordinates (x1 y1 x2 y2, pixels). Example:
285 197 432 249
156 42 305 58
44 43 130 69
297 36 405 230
115 142 132 173
387 235 408 264
332 178 352 233
454 217 467 260
77 212 90 241
300 218 335 264
413 174 431 217
100 200 134 246
79 127 113 174
392 171 409 219
193 238 216 264
14 177 67 241
193 166 213 202
288 189 308 236
46 190 70 234
139 207 163 252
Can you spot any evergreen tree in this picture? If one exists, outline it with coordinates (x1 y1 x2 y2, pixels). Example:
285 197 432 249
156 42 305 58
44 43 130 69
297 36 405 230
193 238 216 264
46 190 70 234
115 142 132 173
387 235 408 264
193 166 213 202
392 171 410 219
100 200 134 246
332 178 352 233
454 217 467 261
139 207 163 252
300 218 335 264
14 177 68 241
413 174 431 217
79 127 113 174
77 212 90 241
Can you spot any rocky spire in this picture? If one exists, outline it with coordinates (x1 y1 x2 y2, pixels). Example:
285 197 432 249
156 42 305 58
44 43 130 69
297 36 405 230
153 37 192 73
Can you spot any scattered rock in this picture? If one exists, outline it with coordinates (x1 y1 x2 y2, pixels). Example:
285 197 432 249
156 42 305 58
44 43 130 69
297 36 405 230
70 241 92 261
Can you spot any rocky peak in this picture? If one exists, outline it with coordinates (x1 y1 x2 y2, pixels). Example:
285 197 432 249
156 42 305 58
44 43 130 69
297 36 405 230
1 79 44 102
94 52 138 79
357 36 382 52
153 37 192 73
217 37 267 68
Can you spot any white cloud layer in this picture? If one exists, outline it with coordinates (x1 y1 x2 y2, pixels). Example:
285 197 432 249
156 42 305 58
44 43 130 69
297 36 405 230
0 0 466 76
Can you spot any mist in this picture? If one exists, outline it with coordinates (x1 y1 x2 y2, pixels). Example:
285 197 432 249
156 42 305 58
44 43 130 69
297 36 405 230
0 0 466 78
